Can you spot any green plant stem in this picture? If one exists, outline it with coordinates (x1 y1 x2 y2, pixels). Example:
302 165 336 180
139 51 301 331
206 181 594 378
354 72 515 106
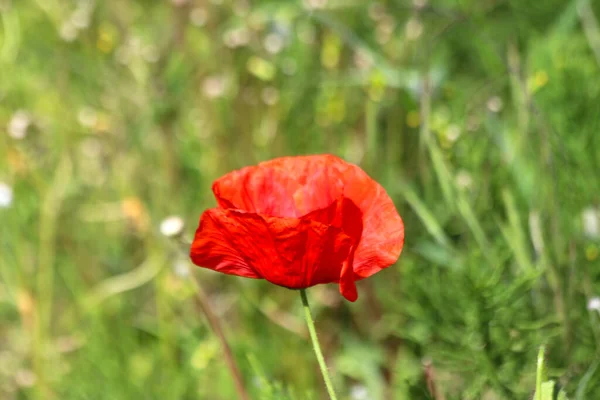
300 289 338 400
536 346 545 400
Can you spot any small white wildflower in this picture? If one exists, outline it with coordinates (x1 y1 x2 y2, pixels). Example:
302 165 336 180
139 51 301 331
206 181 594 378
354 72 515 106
446 124 461 142
71 8 91 29
190 8 208 26
587 297 600 311
173 259 190 278
376 17 395 44
487 96 503 113
59 21 78 42
264 33 284 55
405 18 424 40
160 216 184 237
78 107 98 128
353 49 373 71
0 183 13 208
232 0 250 16
350 384 369 400
223 28 250 48
202 76 226 99
8 110 31 139
455 170 473 190
582 207 599 238
142 45 160 63
344 135 365 165
203 77 226 98
261 87 279 106
128 37 143 53
252 375 263 388
413 0 427 9
303 0 327 10
80 138 103 158
15 369 37 388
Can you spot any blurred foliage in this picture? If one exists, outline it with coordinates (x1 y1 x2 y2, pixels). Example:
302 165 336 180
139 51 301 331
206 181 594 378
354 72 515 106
1 0 600 399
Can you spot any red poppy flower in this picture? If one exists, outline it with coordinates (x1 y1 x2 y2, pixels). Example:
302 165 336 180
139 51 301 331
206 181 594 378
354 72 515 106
189 154 404 302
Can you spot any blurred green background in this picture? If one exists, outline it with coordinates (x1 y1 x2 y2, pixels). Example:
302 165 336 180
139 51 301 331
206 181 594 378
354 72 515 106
2 0 600 399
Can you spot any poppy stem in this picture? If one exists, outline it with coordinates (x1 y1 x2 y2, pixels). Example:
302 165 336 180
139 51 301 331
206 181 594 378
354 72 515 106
300 289 339 400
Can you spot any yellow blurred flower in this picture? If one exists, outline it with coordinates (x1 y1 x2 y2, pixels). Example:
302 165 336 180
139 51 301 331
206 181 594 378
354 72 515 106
406 110 420 128
368 70 386 102
586 244 599 261
528 70 549 93
7 149 28 175
93 113 112 133
97 24 117 53
246 56 276 81
321 33 341 70
121 197 148 232
535 70 549 87
17 289 35 329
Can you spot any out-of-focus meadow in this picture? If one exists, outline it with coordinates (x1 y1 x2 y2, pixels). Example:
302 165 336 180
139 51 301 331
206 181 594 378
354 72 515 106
2 0 600 398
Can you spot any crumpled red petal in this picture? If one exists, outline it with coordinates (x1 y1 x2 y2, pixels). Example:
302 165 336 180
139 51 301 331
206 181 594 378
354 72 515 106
190 198 360 300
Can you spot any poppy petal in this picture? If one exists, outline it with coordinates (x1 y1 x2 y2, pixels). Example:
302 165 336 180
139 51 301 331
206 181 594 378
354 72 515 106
339 247 358 301
190 209 262 279
212 164 301 217
212 155 346 217
337 165 404 279
303 196 363 244
190 205 356 296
